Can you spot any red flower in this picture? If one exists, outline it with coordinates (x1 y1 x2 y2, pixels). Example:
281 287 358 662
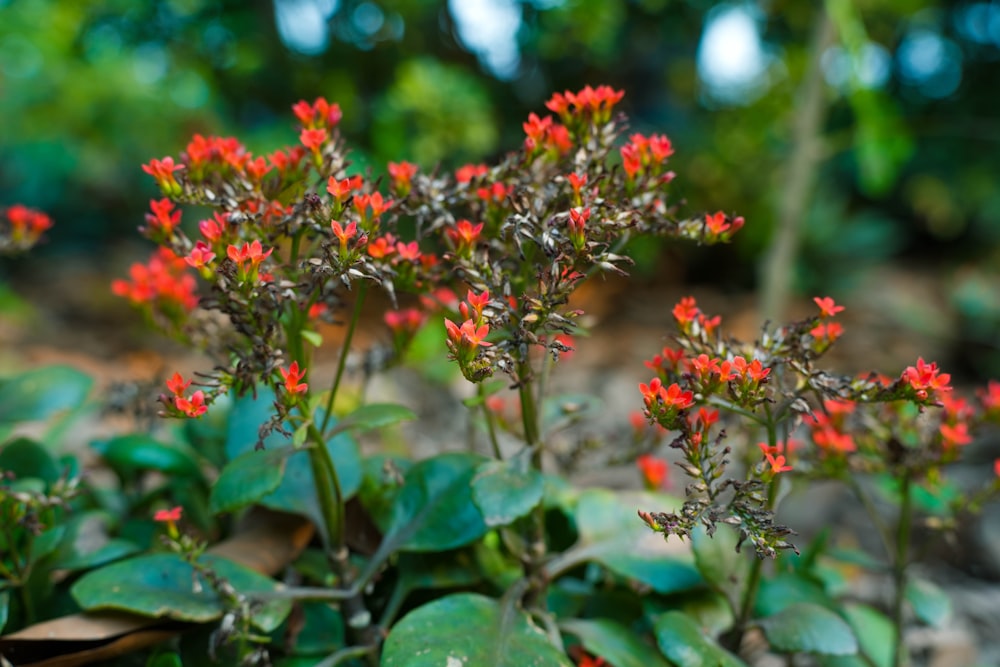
142 156 184 193
455 163 488 184
185 241 216 269
154 506 183 522
940 422 972 448
227 240 273 271
388 161 418 192
476 182 509 203
175 390 207 417
199 213 227 243
902 358 952 400
672 296 699 329
166 372 192 397
143 198 182 237
446 220 484 253
112 248 199 314
354 192 393 219
637 454 669 489
245 156 272 182
331 220 359 248
300 128 328 152
384 308 425 334
994 459 1000 478
327 175 364 200
280 362 308 395
367 235 396 259
445 318 492 349
763 451 793 474
813 296 845 318
810 321 844 344
705 211 731 235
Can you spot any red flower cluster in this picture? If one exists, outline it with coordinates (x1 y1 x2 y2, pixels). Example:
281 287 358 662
621 133 674 181
522 112 572 156
902 357 952 402
639 377 694 429
388 161 418 195
703 211 745 243
672 296 720 337
292 97 342 130
165 372 207 418
2 204 53 249
546 84 624 124
112 247 198 315
804 399 857 453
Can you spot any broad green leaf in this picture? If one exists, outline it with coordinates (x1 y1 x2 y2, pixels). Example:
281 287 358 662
0 365 92 424
52 511 141 571
0 590 8 633
209 446 293 514
757 602 857 655
92 434 202 479
146 653 183 667
0 437 61 484
754 572 831 618
327 402 416 437
819 603 894 667
643 590 734 636
226 388 362 539
382 593 572 667
396 551 481 594
561 618 670 667
71 553 290 632
471 454 544 527
906 577 951 627
382 453 489 552
286 602 345 655
357 454 412 533
568 489 702 594
654 611 747 667
691 524 747 599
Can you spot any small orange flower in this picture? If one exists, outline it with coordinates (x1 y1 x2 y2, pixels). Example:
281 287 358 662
280 362 308 395
813 296 845 318
637 454 669 489
154 506 183 522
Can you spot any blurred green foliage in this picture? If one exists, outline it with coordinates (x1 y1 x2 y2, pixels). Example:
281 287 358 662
1 0 999 373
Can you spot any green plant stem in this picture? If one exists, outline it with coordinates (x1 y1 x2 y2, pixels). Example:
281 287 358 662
846 475 895 562
517 360 547 609
315 645 377 667
479 383 502 460
306 422 345 553
891 475 912 667
320 283 368 436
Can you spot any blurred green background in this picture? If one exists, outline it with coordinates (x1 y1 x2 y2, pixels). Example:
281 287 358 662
1 0 999 377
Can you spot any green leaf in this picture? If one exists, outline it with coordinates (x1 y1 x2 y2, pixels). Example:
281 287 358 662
396 551 482 594
561 618 671 667
569 489 702 594
382 593 572 667
300 329 323 348
654 611 747 667
146 652 184 667
52 511 142 571
691 524 747 599
92 434 203 479
0 590 8 634
0 437 61 484
226 388 363 540
471 454 544 527
819 603 894 667
0 365 92 424
286 602 345 655
71 553 290 632
209 446 292 514
382 453 489 552
754 572 831 618
906 577 951 627
757 602 857 655
327 402 416 437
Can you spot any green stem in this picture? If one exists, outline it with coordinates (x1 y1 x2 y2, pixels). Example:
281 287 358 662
517 360 547 609
891 475 912 667
306 422 345 552
321 283 368 435
479 383 503 460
